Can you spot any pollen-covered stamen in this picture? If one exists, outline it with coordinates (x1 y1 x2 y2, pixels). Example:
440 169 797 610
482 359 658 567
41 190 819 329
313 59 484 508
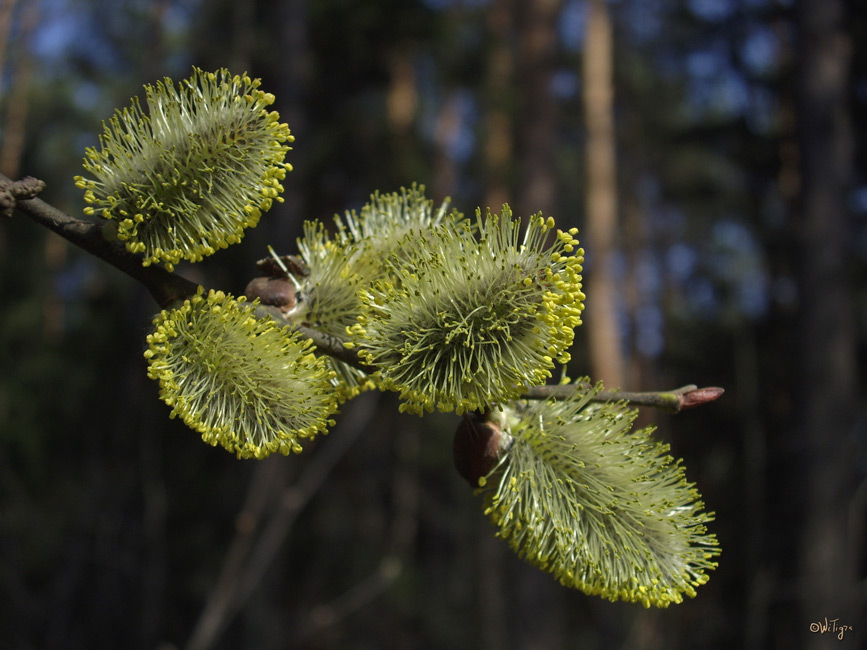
480 382 720 607
75 68 293 271
353 206 586 415
338 185 440 240
144 288 337 459
286 186 461 402
333 184 463 268
288 220 379 401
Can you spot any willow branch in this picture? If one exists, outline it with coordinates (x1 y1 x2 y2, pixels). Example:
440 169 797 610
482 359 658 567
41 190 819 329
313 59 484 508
7 174 723 414
4 172 199 308
256 307 725 413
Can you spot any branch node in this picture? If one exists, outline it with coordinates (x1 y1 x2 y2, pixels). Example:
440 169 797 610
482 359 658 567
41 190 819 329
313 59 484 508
1 176 47 218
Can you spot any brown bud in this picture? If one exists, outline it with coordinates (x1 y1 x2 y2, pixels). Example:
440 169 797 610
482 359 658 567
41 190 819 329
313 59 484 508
244 276 296 311
453 415 502 487
679 386 725 410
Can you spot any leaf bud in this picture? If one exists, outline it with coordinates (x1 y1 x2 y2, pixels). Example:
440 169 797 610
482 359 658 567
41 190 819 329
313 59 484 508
244 276 296 311
453 414 502 487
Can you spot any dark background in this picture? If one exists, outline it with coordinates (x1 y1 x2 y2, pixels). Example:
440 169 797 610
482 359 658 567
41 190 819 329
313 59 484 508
0 0 864 648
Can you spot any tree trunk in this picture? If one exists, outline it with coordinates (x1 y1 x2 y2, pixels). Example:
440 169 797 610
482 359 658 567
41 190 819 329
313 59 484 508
0 0 38 179
0 0 22 104
482 0 515 211
515 4 565 647
271 0 311 246
583 0 624 387
794 0 861 645
517 0 558 219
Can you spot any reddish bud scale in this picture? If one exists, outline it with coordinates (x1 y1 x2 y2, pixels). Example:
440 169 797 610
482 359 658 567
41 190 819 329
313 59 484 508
244 276 296 311
453 415 502 487
680 386 725 410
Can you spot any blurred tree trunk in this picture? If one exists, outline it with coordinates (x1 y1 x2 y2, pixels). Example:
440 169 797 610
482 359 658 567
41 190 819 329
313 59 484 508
0 0 21 104
475 4 517 647
138 5 170 647
432 90 461 200
517 0 557 219
0 0 37 179
794 0 860 644
583 0 624 388
271 0 310 246
229 0 255 73
482 0 515 211
514 3 567 648
621 175 652 398
758 10 802 648
386 40 420 187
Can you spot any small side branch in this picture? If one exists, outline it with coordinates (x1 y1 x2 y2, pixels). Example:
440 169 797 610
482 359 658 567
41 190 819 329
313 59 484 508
1 175 46 217
520 383 724 413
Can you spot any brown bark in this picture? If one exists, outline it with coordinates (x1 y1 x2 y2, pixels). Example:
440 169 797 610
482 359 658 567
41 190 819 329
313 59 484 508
0 0 38 179
270 0 311 246
583 0 624 387
432 90 461 200
0 0 21 101
514 5 566 645
482 0 515 211
386 45 418 135
794 0 861 644
517 0 558 218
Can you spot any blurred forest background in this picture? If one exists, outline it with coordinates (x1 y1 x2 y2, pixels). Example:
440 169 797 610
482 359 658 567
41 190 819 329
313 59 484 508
1 0 865 648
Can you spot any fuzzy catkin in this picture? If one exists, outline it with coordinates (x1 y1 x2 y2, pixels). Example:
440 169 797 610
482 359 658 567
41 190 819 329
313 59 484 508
481 383 720 607
76 68 293 271
145 288 337 459
353 207 585 415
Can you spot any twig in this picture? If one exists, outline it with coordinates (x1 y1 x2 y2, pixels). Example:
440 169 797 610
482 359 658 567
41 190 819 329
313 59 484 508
303 556 403 638
183 458 286 650
185 392 380 650
520 383 724 413
296 417 420 644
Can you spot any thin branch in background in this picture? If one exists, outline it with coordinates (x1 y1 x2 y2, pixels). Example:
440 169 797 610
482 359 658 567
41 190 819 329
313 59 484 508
303 556 403 641
182 456 286 650
296 415 421 645
185 392 380 650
